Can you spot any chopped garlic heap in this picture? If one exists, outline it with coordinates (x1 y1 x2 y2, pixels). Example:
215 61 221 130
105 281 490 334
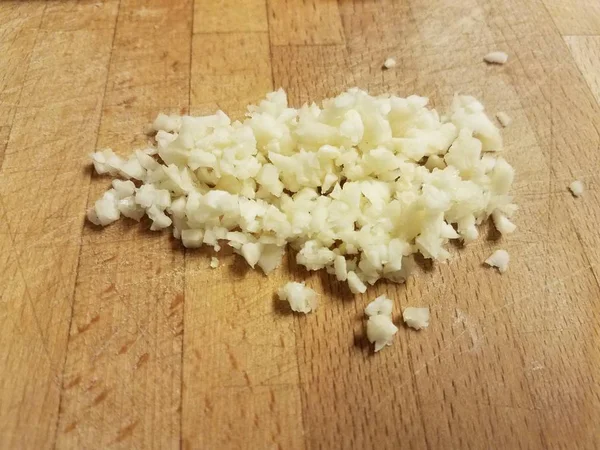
403 307 430 330
87 88 517 294
383 57 397 69
485 249 510 273
484 51 508 64
277 282 318 314
365 295 398 352
569 180 584 197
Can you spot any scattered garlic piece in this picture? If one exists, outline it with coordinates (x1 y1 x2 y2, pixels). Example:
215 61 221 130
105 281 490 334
278 282 318 314
347 271 367 294
402 306 429 330
365 295 398 352
383 57 397 69
485 249 510 273
334 255 348 281
484 51 508 64
492 211 517 235
496 112 512 127
210 257 219 268
181 229 203 248
403 307 430 330
365 295 394 317
240 242 261 268
569 180 584 197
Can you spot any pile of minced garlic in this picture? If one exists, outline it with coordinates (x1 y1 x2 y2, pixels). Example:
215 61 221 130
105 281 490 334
88 88 516 296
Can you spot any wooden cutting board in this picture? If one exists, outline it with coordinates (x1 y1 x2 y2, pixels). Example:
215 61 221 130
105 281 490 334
1 0 599 448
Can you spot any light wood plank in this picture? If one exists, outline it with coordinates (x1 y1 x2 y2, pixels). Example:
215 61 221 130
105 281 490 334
557 184 600 284
271 44 353 103
182 254 305 450
41 0 120 31
409 1 600 448
561 26 600 282
482 0 600 293
543 0 600 36
267 0 344 45
0 1 45 169
565 36 600 106
0 3 115 449
0 233 81 449
338 0 423 94
183 32 305 450
0 29 36 168
190 32 272 118
54 1 192 448
414 0 600 447
0 1 45 41
2 29 114 174
271 30 430 448
193 0 268 34
413 0 497 51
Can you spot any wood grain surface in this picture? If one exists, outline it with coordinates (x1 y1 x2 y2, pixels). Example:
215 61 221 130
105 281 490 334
1 0 599 449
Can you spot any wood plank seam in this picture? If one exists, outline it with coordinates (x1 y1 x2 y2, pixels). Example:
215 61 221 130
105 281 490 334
538 0 564 37
564 36 600 108
545 103 554 299
405 338 434 450
287 252 309 446
390 3 436 446
265 0 276 88
192 30 267 35
542 0 600 36
0 2 47 173
52 2 122 448
268 42 348 48
571 219 600 289
182 2 195 449
188 1 194 110
540 0 600 135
